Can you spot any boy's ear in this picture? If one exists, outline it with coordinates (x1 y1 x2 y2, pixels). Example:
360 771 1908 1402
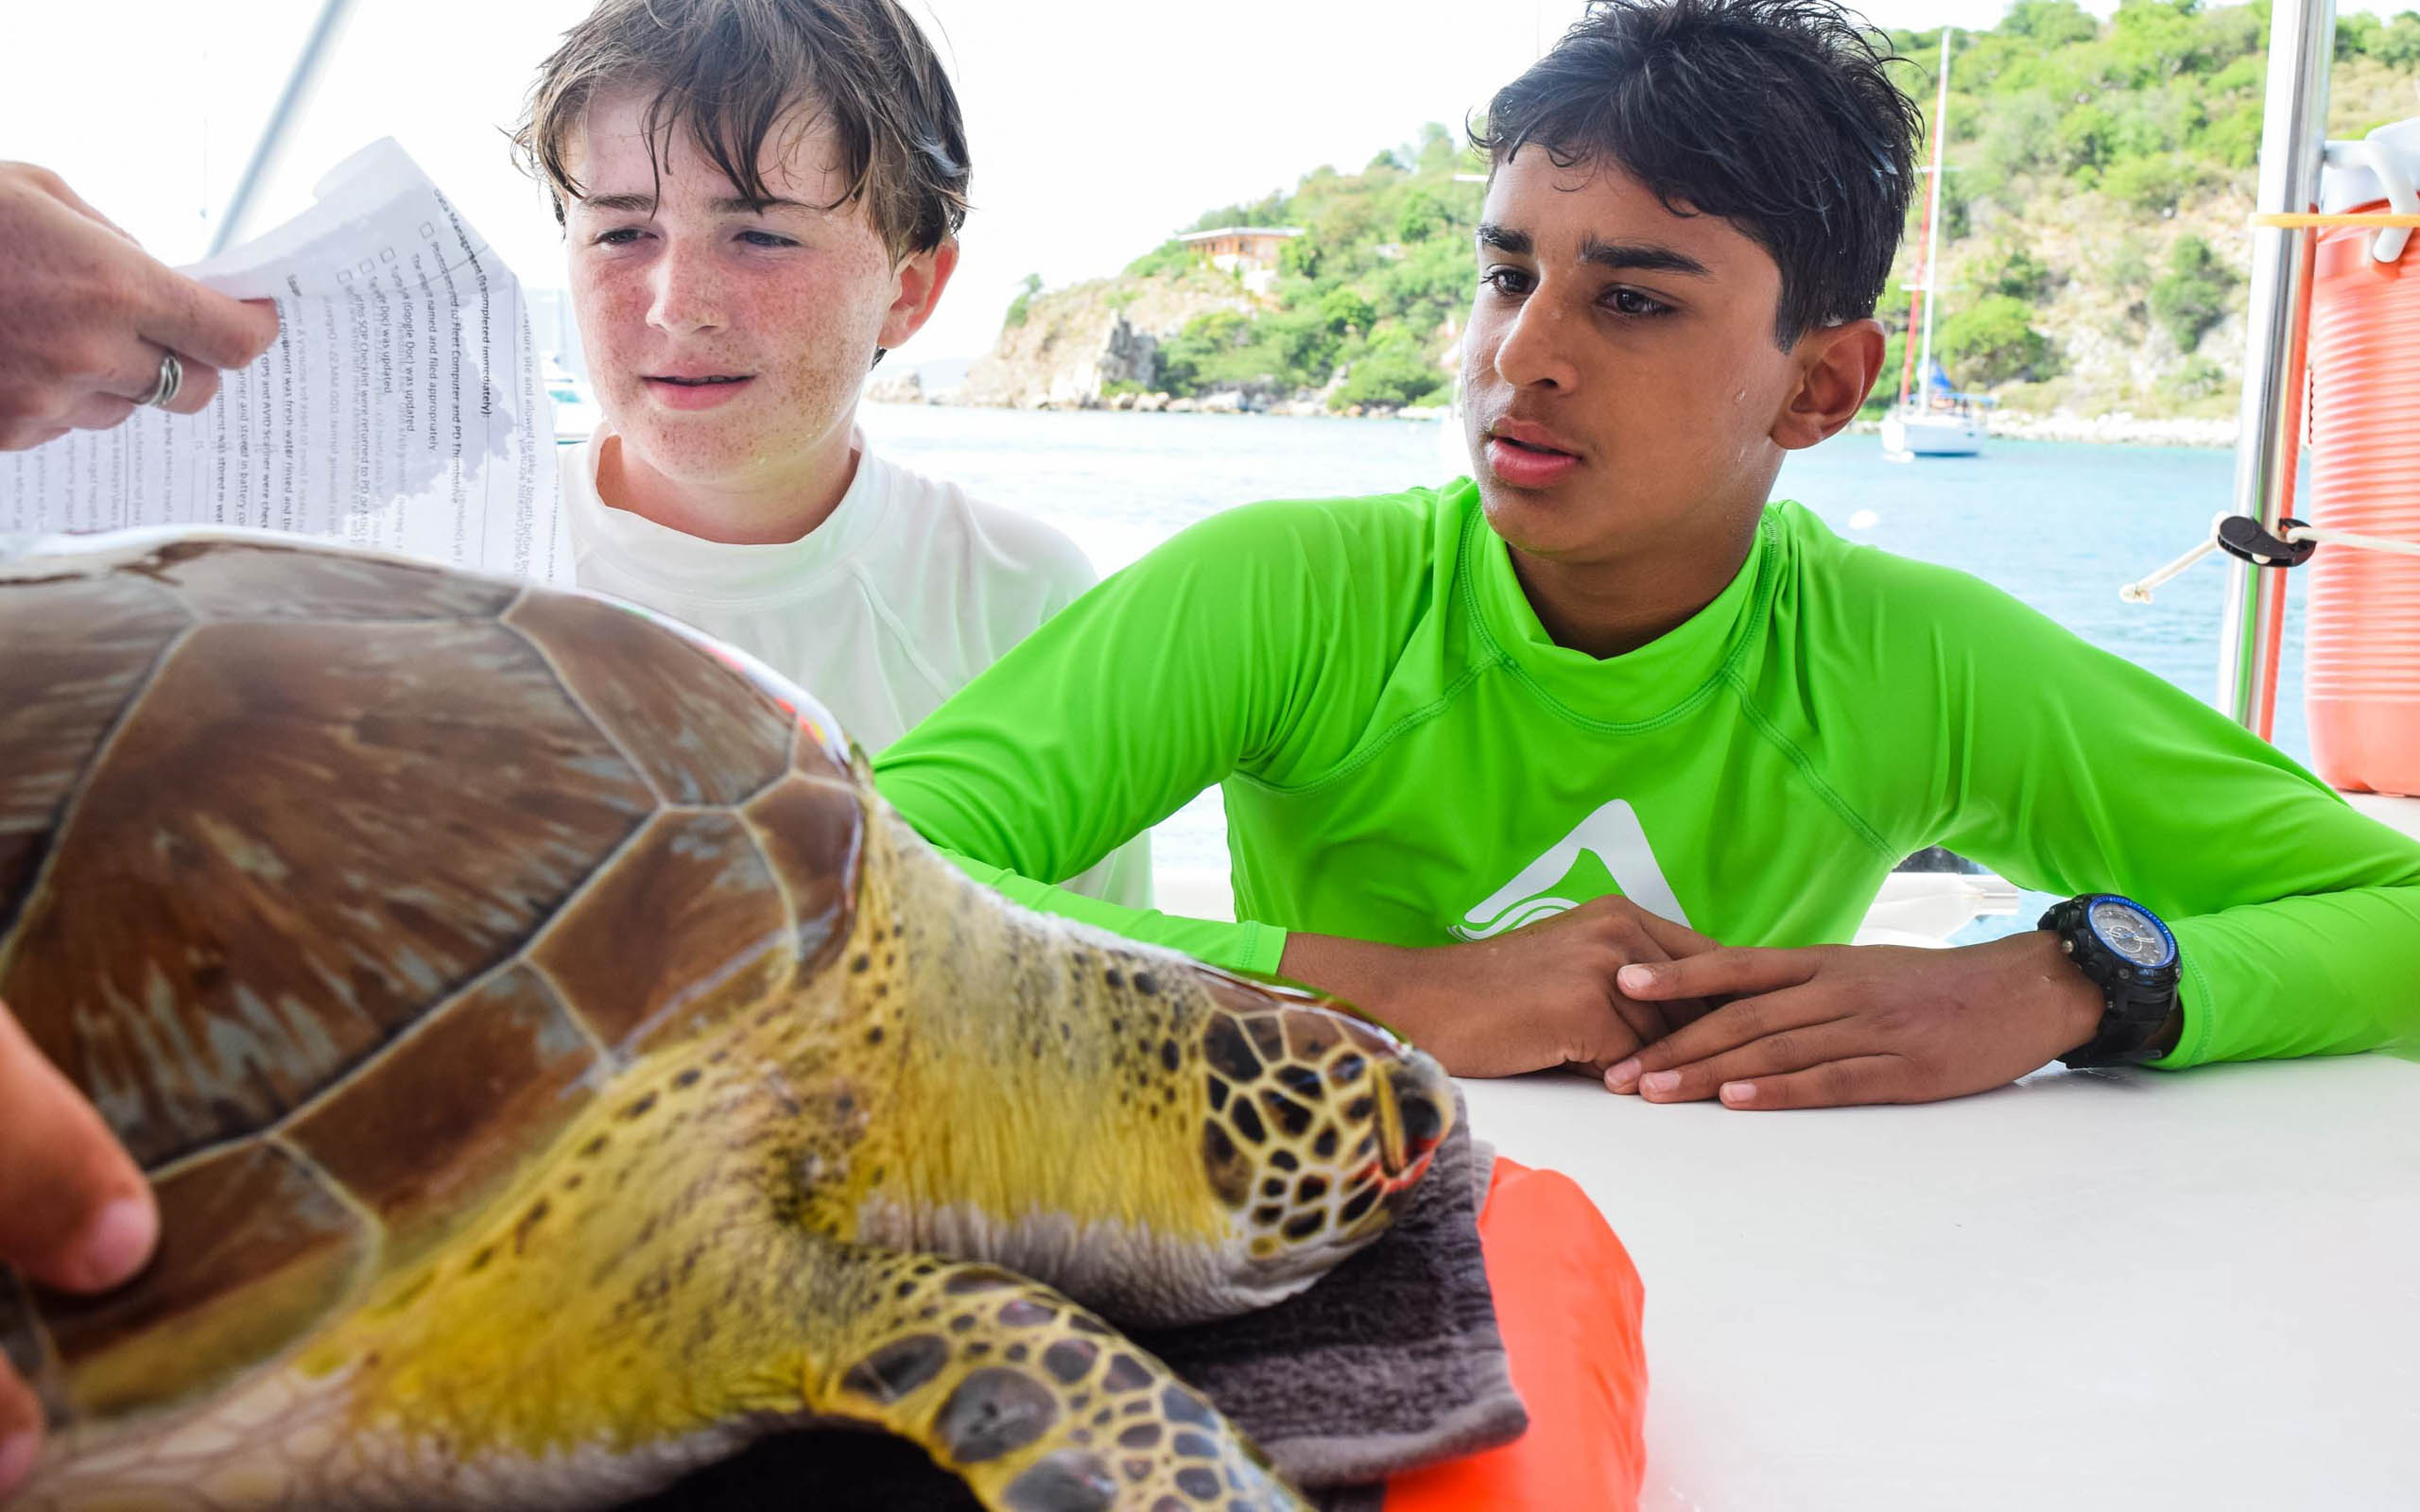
879 237 960 350
1772 318 1884 452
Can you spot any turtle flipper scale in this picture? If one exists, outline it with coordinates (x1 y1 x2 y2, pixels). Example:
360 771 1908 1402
812 1253 1308 1512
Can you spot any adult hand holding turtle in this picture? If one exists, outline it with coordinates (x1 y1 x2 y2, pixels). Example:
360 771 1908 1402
0 163 280 451
0 999 158 1496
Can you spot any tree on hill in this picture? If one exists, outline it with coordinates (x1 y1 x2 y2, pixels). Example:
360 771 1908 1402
2149 234 2237 352
1320 287 1376 338
1938 295 2059 386
1334 329 1448 410
1002 272 1043 330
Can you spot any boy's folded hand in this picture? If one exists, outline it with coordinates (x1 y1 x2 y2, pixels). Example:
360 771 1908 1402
1603 931 2108 1108
1280 896 1721 1078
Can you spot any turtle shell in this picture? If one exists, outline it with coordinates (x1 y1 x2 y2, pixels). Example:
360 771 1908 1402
0 534 867 1425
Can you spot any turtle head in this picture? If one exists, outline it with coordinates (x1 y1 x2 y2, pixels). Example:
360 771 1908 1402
836 806 1458 1328
1186 967 1455 1297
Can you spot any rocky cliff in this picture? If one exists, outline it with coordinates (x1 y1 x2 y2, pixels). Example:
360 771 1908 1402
956 270 1257 409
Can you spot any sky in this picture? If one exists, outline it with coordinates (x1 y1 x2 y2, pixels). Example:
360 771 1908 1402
5 0 2410 365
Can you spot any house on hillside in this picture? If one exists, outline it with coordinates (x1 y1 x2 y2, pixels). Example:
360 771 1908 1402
1179 226 1302 294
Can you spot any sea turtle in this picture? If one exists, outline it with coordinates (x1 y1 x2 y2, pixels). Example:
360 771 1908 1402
0 532 1454 1511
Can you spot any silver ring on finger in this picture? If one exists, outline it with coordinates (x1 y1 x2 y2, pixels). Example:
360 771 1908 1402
138 352 183 409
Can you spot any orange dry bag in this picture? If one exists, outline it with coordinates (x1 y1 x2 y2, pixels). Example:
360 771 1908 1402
2307 120 2420 796
1382 1159 1648 1511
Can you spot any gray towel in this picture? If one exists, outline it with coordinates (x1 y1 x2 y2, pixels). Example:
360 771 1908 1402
626 1098 1525 1508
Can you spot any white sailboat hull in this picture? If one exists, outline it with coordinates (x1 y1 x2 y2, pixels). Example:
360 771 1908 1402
1881 409 1986 457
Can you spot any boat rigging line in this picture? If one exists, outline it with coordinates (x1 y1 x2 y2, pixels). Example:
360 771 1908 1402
2121 513 2420 604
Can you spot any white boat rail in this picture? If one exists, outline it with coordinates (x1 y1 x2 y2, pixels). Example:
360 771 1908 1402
2217 0 2335 737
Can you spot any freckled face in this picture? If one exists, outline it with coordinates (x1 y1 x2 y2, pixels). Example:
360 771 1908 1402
563 87 906 492
1461 149 1802 565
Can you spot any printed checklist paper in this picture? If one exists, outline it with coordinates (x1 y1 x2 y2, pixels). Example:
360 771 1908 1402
0 139 565 582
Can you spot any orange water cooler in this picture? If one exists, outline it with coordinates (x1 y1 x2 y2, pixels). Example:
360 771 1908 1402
2306 120 2420 795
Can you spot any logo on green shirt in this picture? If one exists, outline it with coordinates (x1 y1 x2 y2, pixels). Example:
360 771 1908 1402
1451 799 1688 939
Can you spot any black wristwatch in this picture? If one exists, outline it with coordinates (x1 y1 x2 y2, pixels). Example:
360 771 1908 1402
2039 894 2182 1068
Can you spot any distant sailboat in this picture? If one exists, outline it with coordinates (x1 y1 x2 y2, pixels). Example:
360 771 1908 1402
1880 28 1988 460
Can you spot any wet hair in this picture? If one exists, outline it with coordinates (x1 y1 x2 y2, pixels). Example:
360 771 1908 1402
513 0 970 263
1473 0 1920 346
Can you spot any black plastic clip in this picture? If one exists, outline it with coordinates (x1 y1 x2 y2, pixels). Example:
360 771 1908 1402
2215 516 2318 569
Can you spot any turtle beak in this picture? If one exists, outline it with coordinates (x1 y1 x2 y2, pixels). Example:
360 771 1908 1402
1374 1056 1450 1190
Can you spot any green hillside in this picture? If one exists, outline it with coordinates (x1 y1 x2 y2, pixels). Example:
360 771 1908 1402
990 1 2420 421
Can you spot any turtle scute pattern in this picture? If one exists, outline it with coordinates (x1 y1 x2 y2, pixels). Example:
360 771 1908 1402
823 1257 1301 1511
0 535 1454 1512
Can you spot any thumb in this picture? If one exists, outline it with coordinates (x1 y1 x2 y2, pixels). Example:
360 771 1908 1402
0 1003 157 1293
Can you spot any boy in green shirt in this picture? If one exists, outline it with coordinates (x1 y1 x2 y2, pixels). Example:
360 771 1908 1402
876 0 2420 1109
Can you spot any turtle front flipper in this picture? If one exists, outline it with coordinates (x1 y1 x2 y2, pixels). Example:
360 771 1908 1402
811 1252 1308 1512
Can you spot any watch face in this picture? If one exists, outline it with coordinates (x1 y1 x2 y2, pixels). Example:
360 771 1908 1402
2089 899 2174 968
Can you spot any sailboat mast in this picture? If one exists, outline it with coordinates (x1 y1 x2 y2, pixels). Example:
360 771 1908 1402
1896 180 1929 410
1911 28 1955 404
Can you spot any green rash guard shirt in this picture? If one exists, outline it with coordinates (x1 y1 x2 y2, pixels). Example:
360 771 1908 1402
873 479 2420 1070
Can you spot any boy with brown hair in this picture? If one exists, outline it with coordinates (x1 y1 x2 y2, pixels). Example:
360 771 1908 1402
515 0 1144 902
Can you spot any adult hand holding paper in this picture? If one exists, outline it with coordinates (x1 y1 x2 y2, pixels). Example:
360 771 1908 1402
0 163 281 449
0 140 563 583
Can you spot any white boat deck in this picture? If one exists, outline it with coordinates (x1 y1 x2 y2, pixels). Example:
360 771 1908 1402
1461 1052 2420 1509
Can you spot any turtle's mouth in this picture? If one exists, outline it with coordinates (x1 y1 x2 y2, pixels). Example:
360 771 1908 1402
1373 1059 1448 1191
